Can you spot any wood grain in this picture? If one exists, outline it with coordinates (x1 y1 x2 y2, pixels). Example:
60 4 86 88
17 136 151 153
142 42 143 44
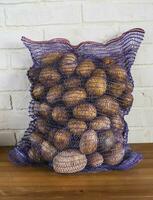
0 144 153 200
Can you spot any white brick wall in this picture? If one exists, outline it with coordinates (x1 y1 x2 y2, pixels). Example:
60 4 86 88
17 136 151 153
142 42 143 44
0 0 153 145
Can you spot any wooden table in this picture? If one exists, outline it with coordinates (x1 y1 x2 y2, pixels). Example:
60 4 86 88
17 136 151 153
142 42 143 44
0 144 153 200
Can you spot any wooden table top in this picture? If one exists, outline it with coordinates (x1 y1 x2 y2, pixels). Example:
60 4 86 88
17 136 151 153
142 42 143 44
0 144 153 200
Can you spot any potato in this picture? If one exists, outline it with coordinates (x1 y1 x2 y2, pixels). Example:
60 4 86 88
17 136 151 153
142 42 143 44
29 132 43 144
31 84 45 100
28 147 42 162
119 93 133 108
36 119 49 134
92 69 106 79
90 116 111 131
41 141 57 161
107 81 126 97
52 106 69 124
41 52 62 65
62 88 87 107
96 95 120 116
27 67 40 83
103 143 125 165
106 65 127 82
53 129 70 151
85 76 107 96
76 59 96 77
73 103 97 121
59 53 77 76
38 103 52 118
39 67 61 87
67 119 87 136
46 84 63 104
102 57 115 66
64 77 81 90
87 152 104 168
111 115 124 131
98 130 115 153
125 81 134 93
80 130 98 155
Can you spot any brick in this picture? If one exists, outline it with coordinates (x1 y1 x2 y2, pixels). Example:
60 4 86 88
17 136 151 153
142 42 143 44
0 94 11 110
12 91 31 109
125 108 153 127
83 2 153 22
5 2 81 26
44 24 119 45
0 50 10 69
0 110 29 129
132 65 153 87
0 29 43 49
11 49 33 69
133 88 153 107
128 127 153 143
0 70 29 91
0 0 37 3
0 130 16 146
0 7 4 26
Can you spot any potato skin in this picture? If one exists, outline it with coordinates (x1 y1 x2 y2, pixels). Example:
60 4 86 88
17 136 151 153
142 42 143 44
28 148 42 162
90 116 111 131
41 52 62 65
107 81 126 97
111 115 124 132
46 84 63 104
64 77 81 90
76 59 96 77
39 67 61 87
85 76 107 97
119 93 133 108
53 129 70 151
52 106 69 124
106 65 127 82
41 141 57 161
67 119 87 135
73 103 97 121
96 95 120 116
36 119 49 134
92 69 106 79
38 103 52 118
32 84 45 100
63 88 87 107
125 81 134 93
59 53 77 76
87 152 104 167
29 132 44 144
103 57 115 66
27 67 41 83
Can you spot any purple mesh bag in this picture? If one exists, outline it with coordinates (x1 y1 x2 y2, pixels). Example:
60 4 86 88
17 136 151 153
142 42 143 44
9 28 145 173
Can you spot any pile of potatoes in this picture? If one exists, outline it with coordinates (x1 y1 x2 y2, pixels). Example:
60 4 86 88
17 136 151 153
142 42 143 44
27 52 133 173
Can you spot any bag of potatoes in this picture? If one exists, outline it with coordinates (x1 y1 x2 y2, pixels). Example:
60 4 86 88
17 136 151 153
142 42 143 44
9 28 144 173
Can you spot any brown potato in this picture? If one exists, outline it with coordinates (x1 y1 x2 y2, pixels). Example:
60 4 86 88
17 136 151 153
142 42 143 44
106 65 127 82
98 130 115 153
125 81 134 93
67 119 87 136
119 93 133 108
36 119 49 134
63 88 87 107
90 116 111 131
103 143 125 165
31 84 45 100
46 84 63 104
28 148 42 162
107 81 126 97
96 95 120 116
85 76 107 96
39 103 52 118
41 141 57 161
41 52 62 65
59 53 77 76
39 67 61 87
73 103 97 121
92 69 106 79
29 132 43 144
87 152 104 168
27 67 41 83
103 57 115 66
64 77 81 90
76 59 96 77
80 130 98 155
52 106 69 124
111 115 124 131
53 129 70 151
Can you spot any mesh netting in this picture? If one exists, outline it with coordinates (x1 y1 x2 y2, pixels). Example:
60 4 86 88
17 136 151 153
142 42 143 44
9 28 144 173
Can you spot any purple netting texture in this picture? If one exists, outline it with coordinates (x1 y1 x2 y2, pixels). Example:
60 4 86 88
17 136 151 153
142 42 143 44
9 28 144 173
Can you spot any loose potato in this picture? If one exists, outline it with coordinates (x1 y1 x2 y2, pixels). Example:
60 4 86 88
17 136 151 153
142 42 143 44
52 106 69 124
119 93 133 108
107 81 126 97
90 116 111 131
39 67 61 87
76 59 96 77
67 119 87 135
39 103 52 118
31 84 45 100
59 53 77 76
46 84 63 104
92 68 106 79
96 95 120 116
63 88 87 107
85 76 107 96
53 129 70 151
64 77 81 90
106 65 127 82
41 52 62 65
73 103 97 121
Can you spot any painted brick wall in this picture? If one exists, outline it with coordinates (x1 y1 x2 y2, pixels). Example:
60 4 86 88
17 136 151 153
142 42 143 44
0 0 153 145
